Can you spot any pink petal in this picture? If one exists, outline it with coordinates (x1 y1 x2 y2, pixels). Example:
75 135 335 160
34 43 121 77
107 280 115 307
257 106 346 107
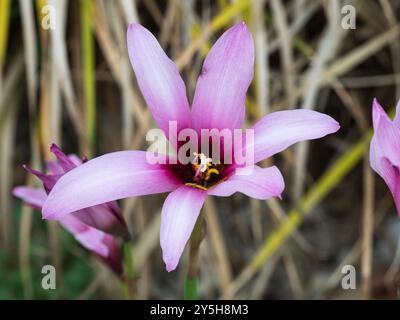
73 231 109 257
13 186 47 209
160 186 207 272
68 154 83 166
370 99 389 172
191 22 254 131
208 165 284 200
98 234 123 275
372 98 386 131
46 154 82 175
60 214 109 257
50 143 77 172
46 160 64 175
23 165 60 193
369 134 382 175
60 214 123 274
370 144 400 214
42 151 181 220
372 100 400 167
59 213 87 234
73 202 129 237
245 109 340 163
394 98 400 127
370 99 400 214
127 23 191 136
380 158 400 214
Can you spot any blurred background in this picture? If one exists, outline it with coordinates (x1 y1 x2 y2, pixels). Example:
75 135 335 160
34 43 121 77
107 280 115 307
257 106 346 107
1 0 400 299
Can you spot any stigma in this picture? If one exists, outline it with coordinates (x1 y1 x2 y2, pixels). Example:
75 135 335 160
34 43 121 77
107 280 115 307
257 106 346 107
192 152 213 178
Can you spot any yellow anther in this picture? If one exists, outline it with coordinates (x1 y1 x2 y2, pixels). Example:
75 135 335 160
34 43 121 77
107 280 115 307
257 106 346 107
185 183 208 191
205 168 220 181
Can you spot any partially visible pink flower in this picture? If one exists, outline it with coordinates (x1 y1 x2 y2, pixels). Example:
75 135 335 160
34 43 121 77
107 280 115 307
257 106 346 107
19 144 129 238
370 98 400 214
13 186 122 275
40 22 340 272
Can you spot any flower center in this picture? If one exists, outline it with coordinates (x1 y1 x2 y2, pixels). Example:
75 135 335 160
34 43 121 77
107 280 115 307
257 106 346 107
184 152 225 191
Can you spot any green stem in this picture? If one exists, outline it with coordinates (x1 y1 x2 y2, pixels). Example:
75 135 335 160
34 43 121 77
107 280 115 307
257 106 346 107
123 242 134 300
184 278 197 300
184 213 204 300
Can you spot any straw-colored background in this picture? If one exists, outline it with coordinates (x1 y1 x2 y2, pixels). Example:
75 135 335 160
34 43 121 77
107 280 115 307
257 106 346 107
1 0 400 299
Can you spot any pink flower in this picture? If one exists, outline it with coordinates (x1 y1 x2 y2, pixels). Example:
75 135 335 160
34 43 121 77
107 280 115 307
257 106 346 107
370 98 400 214
13 144 125 274
17 144 129 238
41 23 339 272
13 186 122 275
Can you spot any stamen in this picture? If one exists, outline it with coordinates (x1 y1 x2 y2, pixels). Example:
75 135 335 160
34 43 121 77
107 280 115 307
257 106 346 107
184 182 208 191
193 152 213 178
205 168 219 181
187 152 223 189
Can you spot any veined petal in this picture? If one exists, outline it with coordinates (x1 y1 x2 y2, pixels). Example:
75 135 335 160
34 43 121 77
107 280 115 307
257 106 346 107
208 165 284 200
370 151 400 215
394 98 400 127
46 160 64 175
43 151 181 220
61 214 123 274
372 98 386 131
191 22 254 131
370 99 400 215
371 99 391 173
73 202 129 237
127 23 191 136
245 109 340 163
160 186 207 272
380 158 400 214
13 186 47 209
60 214 110 257
46 154 82 175
372 100 400 167
50 143 77 172
369 134 383 175
371 99 391 172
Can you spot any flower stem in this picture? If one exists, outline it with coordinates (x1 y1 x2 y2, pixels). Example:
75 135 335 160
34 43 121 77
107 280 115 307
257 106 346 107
123 242 135 299
184 277 197 300
184 213 204 300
